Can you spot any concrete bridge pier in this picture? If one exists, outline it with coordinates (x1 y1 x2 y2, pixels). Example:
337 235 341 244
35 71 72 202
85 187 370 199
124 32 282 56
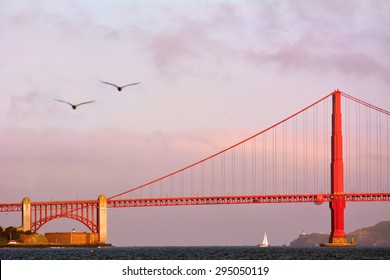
98 194 107 244
22 197 31 232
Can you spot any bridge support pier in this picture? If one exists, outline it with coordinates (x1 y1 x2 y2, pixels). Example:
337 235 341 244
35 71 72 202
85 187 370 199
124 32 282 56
97 194 108 244
327 196 350 245
22 197 31 232
321 90 354 247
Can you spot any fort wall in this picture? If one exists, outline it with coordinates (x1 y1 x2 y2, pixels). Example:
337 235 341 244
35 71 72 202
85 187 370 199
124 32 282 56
45 232 99 245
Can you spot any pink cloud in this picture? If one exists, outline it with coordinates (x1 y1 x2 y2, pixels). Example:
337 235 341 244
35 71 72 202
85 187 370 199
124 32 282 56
243 0 390 82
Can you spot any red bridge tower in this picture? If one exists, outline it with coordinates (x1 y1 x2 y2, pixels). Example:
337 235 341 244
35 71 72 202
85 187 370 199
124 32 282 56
322 90 354 247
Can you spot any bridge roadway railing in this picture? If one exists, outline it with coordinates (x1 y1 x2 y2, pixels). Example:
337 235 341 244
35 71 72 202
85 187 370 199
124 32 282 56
105 192 390 208
1 193 390 213
0 203 22 212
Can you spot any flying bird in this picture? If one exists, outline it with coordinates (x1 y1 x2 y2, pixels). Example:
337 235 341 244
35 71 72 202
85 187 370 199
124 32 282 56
54 99 96 110
99 80 141 91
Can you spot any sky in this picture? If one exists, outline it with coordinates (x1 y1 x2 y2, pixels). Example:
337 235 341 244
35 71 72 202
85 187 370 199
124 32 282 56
0 0 389 246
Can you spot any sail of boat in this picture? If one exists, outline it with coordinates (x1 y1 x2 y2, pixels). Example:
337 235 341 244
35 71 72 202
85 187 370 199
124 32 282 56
258 232 270 247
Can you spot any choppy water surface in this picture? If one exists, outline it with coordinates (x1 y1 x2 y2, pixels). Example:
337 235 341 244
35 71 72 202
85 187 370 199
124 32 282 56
1 246 389 260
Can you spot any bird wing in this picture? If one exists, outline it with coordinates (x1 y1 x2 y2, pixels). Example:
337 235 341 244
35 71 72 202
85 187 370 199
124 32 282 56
99 81 119 87
54 99 74 106
76 100 96 106
122 82 141 88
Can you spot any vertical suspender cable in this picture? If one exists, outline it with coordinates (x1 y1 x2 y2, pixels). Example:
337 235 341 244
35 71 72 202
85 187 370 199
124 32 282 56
273 128 276 194
346 98 350 193
283 122 286 194
264 133 267 194
221 153 225 196
323 99 327 194
294 115 297 194
242 143 245 195
387 116 389 193
232 148 235 196
304 110 307 194
314 104 317 194
211 157 215 196
369 108 372 193
376 112 379 193
252 138 256 195
358 103 361 193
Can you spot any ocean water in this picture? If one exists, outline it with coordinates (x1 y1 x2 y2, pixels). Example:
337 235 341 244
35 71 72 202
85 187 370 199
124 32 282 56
1 246 389 260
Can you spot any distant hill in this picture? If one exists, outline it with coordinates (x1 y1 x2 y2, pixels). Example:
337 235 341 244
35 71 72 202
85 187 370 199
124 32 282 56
350 221 390 246
290 221 390 247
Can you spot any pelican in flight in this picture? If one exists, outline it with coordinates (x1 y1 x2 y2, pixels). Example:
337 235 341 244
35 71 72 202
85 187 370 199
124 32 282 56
99 80 141 91
54 99 96 110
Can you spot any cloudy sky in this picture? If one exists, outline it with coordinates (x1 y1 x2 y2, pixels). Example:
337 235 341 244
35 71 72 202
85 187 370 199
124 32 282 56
1 0 389 246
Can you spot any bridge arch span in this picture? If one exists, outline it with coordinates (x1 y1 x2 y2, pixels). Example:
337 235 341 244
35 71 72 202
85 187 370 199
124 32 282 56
21 195 108 244
32 214 98 233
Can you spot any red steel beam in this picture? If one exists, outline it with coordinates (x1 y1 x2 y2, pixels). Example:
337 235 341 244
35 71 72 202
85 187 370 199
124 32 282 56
0 203 22 212
106 193 390 208
1 193 390 213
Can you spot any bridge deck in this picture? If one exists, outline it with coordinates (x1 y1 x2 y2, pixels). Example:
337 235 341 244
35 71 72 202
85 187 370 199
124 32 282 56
1 193 389 212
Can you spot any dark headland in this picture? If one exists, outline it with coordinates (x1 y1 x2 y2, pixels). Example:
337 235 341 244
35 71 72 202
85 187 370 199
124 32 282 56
290 221 390 247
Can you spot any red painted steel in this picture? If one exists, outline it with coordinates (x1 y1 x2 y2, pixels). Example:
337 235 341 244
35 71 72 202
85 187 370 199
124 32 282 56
2 192 389 213
0 203 22 212
340 92 390 116
27 200 99 233
106 193 390 208
329 90 347 244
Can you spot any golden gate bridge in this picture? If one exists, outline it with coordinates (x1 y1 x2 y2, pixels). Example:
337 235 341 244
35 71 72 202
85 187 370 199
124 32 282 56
1 90 389 246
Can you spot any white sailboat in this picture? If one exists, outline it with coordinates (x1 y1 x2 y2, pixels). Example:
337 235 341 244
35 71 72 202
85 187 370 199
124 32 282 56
258 232 270 247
